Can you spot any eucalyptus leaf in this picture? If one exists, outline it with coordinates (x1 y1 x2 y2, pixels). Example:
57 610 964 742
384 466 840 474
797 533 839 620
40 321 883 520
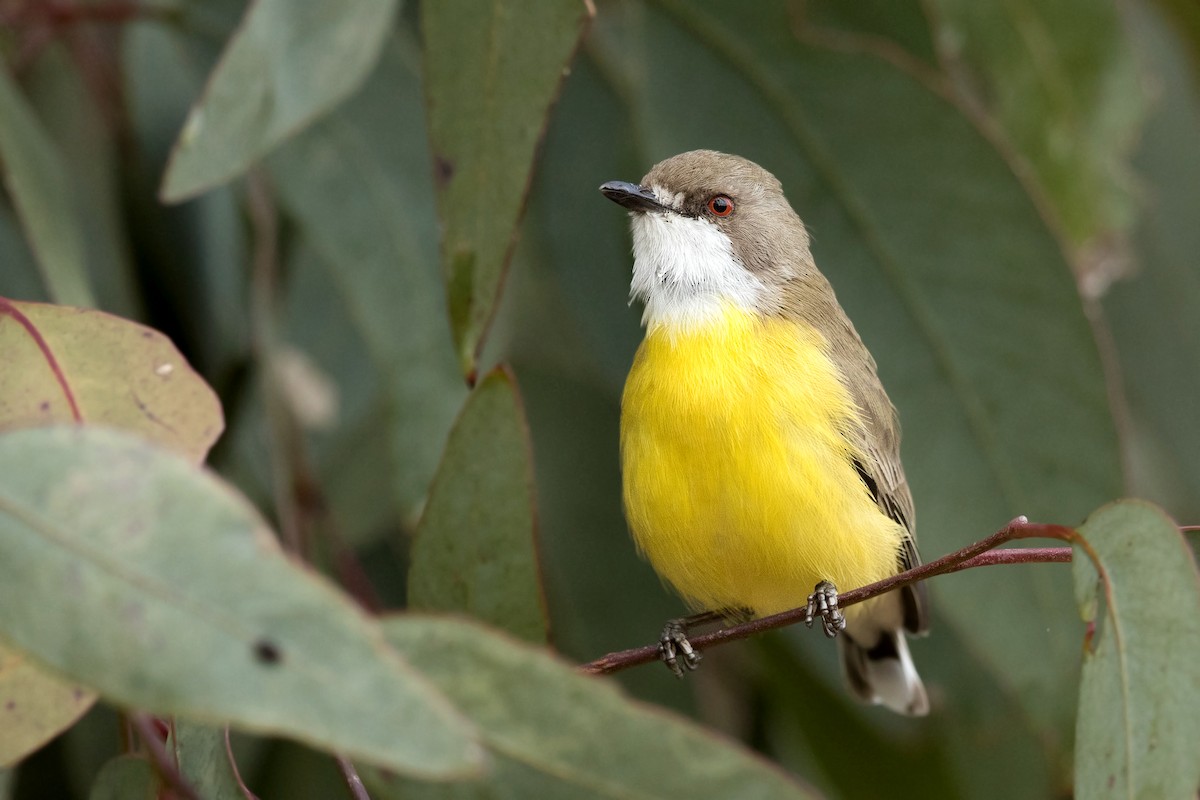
169 721 249 800
423 0 594 375
268 33 465 525
0 65 92 307
0 646 94 768
409 367 546 642
161 0 400 201
0 299 222 766
87 756 159 800
588 0 1121 734
372 616 819 800
0 426 482 779
0 299 223 464
930 0 1145 246
1072 501 1200 800
22 45 140 318
1103 3 1200 523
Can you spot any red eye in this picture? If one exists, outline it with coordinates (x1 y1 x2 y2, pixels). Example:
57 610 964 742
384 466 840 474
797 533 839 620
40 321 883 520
707 195 734 217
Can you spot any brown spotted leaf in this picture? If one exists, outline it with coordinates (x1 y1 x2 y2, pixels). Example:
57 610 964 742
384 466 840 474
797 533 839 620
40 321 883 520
0 299 223 464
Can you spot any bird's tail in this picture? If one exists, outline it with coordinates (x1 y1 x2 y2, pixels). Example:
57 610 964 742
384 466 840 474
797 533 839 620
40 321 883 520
838 629 929 716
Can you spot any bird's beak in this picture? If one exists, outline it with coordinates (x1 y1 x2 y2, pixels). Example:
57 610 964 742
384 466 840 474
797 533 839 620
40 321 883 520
599 181 669 213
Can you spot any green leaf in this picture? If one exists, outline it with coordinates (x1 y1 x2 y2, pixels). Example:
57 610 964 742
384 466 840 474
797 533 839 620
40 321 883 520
122 19 253 383
0 300 223 765
409 367 546 642
423 0 594 376
371 616 819 799
799 0 939 64
0 203 43 302
22 44 142 318
0 299 224 465
1072 501 1200 800
1152 0 1200 69
0 64 93 307
87 755 160 800
754 635 957 800
169 721 249 800
927 0 1145 246
0 426 483 779
564 1 1122 746
0 645 94 768
267 32 466 524
1102 3 1200 523
160 0 400 201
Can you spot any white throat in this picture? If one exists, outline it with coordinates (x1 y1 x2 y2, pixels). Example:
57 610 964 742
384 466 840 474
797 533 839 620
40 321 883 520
629 212 765 330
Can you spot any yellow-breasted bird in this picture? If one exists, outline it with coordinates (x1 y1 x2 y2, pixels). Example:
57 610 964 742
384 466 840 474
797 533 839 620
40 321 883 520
601 150 930 715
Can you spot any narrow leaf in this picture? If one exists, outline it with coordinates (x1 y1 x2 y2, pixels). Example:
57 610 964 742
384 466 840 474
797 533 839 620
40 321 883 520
0 66 93 307
372 616 818 799
1072 501 1200 800
267 34 465 524
0 299 223 464
409 367 546 642
88 756 160 800
161 0 400 201
0 426 482 779
1102 5 1200 523
169 722 250 800
423 0 594 375
929 0 1145 246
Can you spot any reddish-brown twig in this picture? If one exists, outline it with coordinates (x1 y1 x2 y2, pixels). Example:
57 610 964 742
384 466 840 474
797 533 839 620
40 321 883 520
129 713 201 800
580 517 1076 675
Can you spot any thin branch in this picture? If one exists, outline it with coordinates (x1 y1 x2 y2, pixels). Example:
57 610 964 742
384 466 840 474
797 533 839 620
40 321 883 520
336 756 372 800
246 170 304 556
580 517 1077 675
224 727 262 800
243 172 383 612
129 713 201 800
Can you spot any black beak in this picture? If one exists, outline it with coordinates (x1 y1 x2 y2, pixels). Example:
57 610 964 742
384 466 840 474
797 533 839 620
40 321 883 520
599 180 668 213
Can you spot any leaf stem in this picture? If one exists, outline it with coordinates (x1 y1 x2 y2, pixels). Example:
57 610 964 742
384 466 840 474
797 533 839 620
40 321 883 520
579 517 1076 675
224 726 262 800
336 756 372 800
130 713 200 800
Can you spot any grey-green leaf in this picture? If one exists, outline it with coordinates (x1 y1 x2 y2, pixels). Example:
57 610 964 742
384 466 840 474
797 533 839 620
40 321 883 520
169 721 250 800
409 367 547 642
1102 3 1200 524
0 426 482 779
160 0 400 201
423 0 594 375
0 65 93 307
267 33 465 526
1072 501 1200 800
622 0 1121 732
927 0 1145 246
372 616 819 799
87 756 159 800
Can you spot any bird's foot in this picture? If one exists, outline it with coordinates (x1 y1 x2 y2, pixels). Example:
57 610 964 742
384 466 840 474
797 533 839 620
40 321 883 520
805 580 847 638
659 618 702 678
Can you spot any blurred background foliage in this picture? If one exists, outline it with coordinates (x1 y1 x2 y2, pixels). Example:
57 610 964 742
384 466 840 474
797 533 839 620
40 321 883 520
0 0 1198 797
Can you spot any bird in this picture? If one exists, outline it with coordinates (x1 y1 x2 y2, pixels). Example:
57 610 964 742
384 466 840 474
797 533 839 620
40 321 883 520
600 149 930 715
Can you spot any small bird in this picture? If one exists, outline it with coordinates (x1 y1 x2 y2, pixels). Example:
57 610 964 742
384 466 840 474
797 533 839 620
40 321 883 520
601 150 929 715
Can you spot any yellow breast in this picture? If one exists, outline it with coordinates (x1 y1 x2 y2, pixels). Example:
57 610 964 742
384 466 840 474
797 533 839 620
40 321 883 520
620 304 905 617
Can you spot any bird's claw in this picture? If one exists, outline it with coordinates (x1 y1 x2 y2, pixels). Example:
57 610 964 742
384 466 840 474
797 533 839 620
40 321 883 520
805 580 847 638
659 619 702 678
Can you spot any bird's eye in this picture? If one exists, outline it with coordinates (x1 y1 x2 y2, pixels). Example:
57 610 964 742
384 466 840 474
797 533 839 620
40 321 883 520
707 195 734 217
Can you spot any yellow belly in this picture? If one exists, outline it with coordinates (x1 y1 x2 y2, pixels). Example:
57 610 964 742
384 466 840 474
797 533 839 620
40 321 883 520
620 305 905 617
